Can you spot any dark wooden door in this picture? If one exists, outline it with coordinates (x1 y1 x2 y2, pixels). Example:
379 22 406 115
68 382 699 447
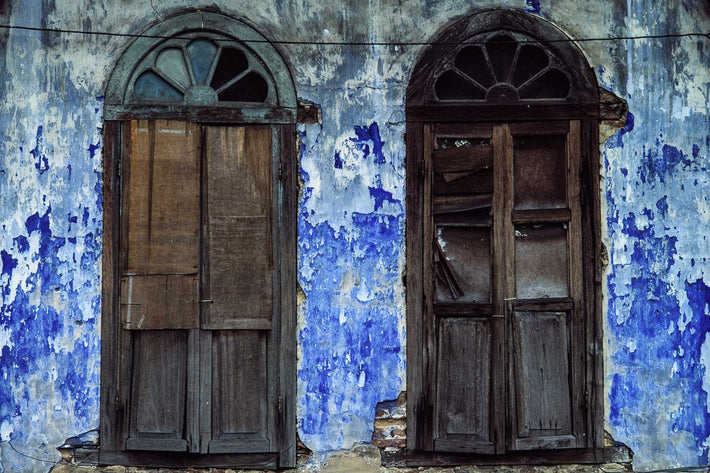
117 120 283 456
422 121 586 453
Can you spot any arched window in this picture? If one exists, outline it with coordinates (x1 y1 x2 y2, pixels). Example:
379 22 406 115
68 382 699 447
405 10 602 463
100 12 296 469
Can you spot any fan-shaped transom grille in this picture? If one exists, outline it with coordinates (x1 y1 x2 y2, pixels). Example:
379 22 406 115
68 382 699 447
434 32 572 102
130 34 272 105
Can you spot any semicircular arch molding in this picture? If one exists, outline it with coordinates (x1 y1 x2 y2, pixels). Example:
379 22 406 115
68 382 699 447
105 11 297 121
408 9 599 108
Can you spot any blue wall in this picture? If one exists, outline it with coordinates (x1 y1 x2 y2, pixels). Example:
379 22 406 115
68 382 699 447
0 1 708 471
601 2 710 467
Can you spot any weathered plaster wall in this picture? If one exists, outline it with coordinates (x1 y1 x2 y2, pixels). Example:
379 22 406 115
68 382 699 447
599 1 710 470
0 1 708 472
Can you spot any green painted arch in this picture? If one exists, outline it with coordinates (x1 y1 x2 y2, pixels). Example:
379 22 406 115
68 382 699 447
105 11 297 113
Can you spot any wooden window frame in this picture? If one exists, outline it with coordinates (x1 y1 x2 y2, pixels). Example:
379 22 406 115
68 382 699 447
99 11 297 469
400 9 608 467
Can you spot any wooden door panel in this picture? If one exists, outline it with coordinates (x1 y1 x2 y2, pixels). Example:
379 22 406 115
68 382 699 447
435 317 494 453
209 330 270 453
108 120 293 465
127 330 189 452
203 126 273 330
510 308 578 449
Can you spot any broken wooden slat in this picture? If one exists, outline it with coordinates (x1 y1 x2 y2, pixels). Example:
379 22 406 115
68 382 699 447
434 238 464 300
435 210 492 227
433 146 493 174
434 194 492 214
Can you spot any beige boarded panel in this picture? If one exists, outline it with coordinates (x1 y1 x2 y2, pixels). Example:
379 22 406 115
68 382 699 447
124 120 200 275
203 126 273 330
120 274 198 329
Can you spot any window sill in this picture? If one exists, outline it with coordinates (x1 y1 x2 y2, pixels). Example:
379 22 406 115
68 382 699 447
380 445 633 468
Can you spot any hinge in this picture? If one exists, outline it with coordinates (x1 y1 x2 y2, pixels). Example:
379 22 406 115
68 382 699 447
278 161 283 180
420 159 425 177
278 395 283 413
115 393 119 412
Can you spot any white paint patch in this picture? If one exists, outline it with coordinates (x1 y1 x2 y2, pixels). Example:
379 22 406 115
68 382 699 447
0 421 13 442
0 327 14 351
700 330 710 413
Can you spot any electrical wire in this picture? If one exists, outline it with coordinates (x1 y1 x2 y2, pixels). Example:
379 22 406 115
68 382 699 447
0 23 708 46
6 441 62 465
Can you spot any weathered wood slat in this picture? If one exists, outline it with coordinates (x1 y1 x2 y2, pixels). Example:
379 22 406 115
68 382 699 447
125 438 188 452
104 103 295 124
407 103 598 122
436 318 492 449
434 169 493 194
277 125 298 468
421 124 436 450
127 330 189 451
511 310 573 445
434 439 495 454
509 121 570 135
209 331 269 453
97 450 278 469
434 194 492 214
512 298 574 311
435 210 492 227
568 120 588 448
100 121 122 451
433 146 493 173
511 208 571 224
120 274 198 330
432 123 493 138
406 121 425 451
434 303 495 317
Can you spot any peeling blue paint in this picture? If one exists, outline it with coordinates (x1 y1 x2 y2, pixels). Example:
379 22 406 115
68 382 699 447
524 0 541 15
30 126 49 174
640 144 694 184
0 1 708 471
608 112 634 149
298 120 405 451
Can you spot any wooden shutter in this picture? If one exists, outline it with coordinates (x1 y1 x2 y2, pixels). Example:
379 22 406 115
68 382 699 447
200 126 275 454
425 124 505 454
506 121 586 450
104 119 294 467
121 120 200 451
423 121 587 454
